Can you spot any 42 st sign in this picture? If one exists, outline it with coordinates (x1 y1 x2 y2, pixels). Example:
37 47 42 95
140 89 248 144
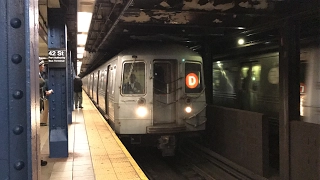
48 49 67 68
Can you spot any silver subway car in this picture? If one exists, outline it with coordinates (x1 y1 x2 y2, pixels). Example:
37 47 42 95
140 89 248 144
82 43 207 155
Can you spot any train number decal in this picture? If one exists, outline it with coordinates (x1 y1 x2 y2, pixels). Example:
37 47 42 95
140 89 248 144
186 73 199 89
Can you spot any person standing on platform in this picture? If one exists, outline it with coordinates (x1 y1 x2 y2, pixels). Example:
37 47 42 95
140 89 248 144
74 76 83 109
39 60 53 126
39 60 53 166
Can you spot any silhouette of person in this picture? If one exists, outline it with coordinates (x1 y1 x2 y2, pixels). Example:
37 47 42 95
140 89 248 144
39 60 53 125
73 76 83 108
241 69 251 110
39 60 53 166
123 74 142 94
242 70 251 92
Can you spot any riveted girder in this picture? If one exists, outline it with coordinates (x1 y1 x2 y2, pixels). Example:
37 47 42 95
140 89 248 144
47 8 69 158
0 0 40 179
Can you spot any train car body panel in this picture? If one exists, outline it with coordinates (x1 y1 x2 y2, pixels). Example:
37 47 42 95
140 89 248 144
301 47 320 123
211 45 320 169
212 52 279 116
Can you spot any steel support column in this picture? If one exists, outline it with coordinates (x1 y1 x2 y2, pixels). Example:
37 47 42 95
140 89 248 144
279 14 300 180
47 8 69 158
201 42 213 104
67 50 73 124
0 0 40 179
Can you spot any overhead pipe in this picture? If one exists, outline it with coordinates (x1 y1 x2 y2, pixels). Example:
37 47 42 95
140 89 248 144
84 0 133 74
96 0 133 51
90 2 117 50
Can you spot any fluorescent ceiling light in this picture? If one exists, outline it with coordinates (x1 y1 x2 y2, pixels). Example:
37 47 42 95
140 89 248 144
77 61 82 75
77 47 85 54
77 53 84 59
78 12 92 32
77 34 88 45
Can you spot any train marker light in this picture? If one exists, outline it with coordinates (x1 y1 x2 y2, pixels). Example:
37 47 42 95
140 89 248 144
185 106 192 113
186 73 199 89
136 106 147 117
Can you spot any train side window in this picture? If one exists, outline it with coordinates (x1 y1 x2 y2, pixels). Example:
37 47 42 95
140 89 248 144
122 61 145 94
251 65 261 91
212 69 221 90
241 64 260 92
185 62 203 93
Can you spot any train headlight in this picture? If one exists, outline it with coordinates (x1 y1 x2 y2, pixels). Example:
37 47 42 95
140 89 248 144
136 106 147 117
185 106 192 113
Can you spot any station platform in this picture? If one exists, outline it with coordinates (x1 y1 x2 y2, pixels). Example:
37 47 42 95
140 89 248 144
40 93 147 180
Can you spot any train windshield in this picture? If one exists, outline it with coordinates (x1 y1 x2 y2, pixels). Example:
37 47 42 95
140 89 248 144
185 62 203 93
122 61 145 94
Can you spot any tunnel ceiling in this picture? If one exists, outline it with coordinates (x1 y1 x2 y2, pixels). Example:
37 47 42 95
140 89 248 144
60 0 319 76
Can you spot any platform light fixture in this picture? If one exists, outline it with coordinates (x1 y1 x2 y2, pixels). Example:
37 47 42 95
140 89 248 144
77 53 84 59
77 60 82 77
77 11 92 74
77 34 88 45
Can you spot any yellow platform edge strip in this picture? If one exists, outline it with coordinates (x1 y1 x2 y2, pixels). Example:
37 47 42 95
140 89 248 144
82 94 148 180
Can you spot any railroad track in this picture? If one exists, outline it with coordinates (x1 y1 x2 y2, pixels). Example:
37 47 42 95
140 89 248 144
178 140 268 180
127 140 268 180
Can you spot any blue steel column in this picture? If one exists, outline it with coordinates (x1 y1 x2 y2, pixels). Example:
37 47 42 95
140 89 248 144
67 51 73 124
279 18 300 180
47 8 68 158
0 0 40 179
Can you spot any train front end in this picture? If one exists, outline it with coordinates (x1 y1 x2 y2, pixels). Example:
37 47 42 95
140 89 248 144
116 45 206 155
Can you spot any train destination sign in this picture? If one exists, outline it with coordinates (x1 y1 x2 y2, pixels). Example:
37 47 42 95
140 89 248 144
48 49 66 68
186 73 199 89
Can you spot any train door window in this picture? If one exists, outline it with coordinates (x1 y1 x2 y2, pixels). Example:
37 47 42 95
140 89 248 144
108 66 115 95
108 66 117 95
185 62 203 93
122 61 145 94
100 70 105 91
300 61 307 93
112 66 116 94
154 62 172 94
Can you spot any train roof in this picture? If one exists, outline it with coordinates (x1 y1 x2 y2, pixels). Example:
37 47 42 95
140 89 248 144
118 43 201 58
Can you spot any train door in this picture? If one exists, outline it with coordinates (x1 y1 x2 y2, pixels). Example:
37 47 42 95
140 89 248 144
96 70 100 104
105 66 110 116
97 69 105 112
240 62 261 111
90 73 94 98
107 65 116 120
153 60 177 124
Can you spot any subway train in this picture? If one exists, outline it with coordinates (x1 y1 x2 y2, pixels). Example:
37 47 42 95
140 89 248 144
82 43 207 156
211 44 320 168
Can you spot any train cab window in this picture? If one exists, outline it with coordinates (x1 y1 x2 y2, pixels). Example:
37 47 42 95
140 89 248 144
122 62 145 94
185 62 203 93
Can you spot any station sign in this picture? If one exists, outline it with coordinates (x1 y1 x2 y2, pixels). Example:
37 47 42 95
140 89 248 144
186 73 199 89
48 49 67 68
